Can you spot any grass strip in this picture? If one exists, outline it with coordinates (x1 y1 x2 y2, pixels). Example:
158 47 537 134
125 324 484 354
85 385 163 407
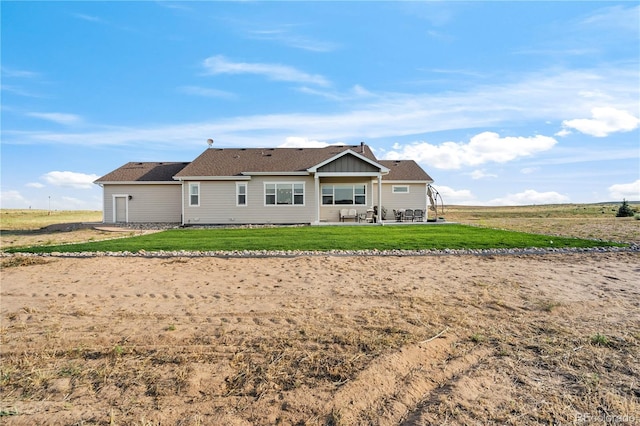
6 224 625 254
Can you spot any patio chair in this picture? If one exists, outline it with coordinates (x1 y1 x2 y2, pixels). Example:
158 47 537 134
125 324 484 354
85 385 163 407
393 209 403 221
413 209 424 222
363 209 375 223
403 209 414 221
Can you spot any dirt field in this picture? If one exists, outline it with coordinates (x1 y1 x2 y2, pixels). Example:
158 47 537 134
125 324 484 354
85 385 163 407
1 206 639 425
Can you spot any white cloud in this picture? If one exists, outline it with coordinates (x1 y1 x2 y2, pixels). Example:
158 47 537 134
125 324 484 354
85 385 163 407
520 167 539 175
42 171 100 189
382 132 557 170
608 179 640 200
278 137 330 148
26 182 45 188
203 55 330 87
554 128 572 137
3 66 636 149
60 196 92 208
1 66 39 78
560 107 639 137
178 85 236 99
487 189 569 206
248 29 338 52
27 112 82 125
0 190 29 208
434 185 476 205
297 84 375 101
72 13 104 23
469 169 497 180
580 5 640 33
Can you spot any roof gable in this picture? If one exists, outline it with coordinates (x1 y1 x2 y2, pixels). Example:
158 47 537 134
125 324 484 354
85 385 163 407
308 149 389 174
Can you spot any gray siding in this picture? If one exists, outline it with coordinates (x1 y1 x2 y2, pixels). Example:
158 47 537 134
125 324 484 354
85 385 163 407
374 183 428 220
318 155 379 173
182 176 317 225
102 184 182 223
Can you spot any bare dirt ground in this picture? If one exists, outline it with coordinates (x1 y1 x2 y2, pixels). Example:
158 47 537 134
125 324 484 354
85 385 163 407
1 253 639 425
1 207 639 425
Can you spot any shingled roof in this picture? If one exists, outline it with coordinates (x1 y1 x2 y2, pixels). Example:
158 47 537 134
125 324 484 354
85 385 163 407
379 160 433 182
94 162 189 183
174 145 377 178
95 145 433 183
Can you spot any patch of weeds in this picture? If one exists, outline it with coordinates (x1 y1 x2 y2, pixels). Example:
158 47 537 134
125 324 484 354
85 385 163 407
0 256 50 269
581 372 601 390
112 345 125 357
590 333 610 347
326 408 342 426
537 300 562 312
470 333 486 343
59 363 82 378
165 324 176 331
0 408 18 417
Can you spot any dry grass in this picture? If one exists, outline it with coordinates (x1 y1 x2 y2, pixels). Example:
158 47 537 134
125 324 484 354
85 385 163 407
0 209 102 231
0 209 146 250
443 203 640 244
1 205 639 424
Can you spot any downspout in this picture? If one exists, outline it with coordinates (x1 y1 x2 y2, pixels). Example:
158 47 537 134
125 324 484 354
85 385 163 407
314 174 320 225
378 174 383 225
180 180 185 226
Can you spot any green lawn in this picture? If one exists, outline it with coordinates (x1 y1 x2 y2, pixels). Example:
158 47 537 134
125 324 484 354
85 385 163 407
7 224 625 254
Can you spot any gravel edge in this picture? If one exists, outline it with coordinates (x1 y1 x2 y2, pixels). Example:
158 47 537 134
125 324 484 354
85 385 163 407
2 244 638 259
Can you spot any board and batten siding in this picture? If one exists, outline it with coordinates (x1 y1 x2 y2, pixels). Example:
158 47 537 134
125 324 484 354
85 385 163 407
182 176 317 225
102 184 182 223
317 154 379 173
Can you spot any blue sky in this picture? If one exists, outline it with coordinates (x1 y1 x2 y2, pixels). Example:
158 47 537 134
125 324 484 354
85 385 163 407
1 1 639 210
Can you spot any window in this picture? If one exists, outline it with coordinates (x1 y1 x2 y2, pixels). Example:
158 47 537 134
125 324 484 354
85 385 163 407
265 183 304 205
237 183 247 206
392 185 410 194
321 184 366 205
189 183 200 206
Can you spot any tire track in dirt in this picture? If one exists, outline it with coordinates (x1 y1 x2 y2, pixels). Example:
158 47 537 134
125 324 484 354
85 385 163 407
325 333 492 425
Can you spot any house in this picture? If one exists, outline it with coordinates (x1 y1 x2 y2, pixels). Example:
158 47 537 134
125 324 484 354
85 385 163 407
94 143 434 225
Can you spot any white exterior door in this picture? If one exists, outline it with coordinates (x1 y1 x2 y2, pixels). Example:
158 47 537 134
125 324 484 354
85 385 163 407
114 196 127 223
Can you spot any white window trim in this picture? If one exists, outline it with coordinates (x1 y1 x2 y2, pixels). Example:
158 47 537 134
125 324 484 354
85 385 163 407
189 182 200 207
236 182 248 207
392 185 410 194
264 182 305 206
321 184 367 206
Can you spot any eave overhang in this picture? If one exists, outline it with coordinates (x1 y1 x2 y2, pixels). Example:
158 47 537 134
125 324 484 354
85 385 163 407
172 176 252 181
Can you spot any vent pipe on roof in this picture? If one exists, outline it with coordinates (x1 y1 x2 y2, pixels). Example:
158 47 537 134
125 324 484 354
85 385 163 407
360 141 365 153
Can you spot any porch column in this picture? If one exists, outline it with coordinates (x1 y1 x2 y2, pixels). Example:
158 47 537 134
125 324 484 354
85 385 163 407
377 174 383 225
314 174 320 225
